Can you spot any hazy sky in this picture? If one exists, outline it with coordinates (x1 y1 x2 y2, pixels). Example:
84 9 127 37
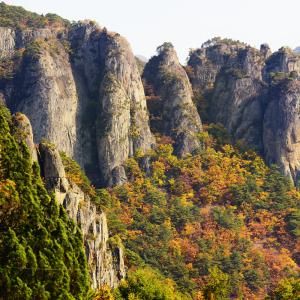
4 0 300 62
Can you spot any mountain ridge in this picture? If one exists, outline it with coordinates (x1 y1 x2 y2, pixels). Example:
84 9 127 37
1 2 300 299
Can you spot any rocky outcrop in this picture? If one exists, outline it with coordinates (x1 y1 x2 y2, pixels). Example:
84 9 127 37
0 26 60 59
0 27 16 58
1 21 154 186
260 43 272 60
38 142 69 203
12 112 38 162
187 39 247 92
187 39 300 184
11 39 79 160
143 43 202 157
96 30 155 185
264 47 300 80
263 79 300 184
8 111 125 287
209 46 267 152
68 22 155 185
38 142 125 288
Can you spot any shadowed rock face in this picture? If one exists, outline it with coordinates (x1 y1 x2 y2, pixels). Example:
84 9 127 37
209 47 267 153
143 43 202 157
264 79 300 184
0 22 154 186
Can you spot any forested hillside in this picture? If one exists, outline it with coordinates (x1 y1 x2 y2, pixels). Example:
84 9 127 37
102 129 300 299
0 106 90 299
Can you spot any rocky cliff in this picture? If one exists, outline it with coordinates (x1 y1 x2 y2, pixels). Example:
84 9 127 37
143 42 202 157
264 78 300 184
188 38 300 184
0 21 154 186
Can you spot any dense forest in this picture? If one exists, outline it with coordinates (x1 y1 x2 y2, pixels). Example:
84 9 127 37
99 128 300 299
0 106 90 299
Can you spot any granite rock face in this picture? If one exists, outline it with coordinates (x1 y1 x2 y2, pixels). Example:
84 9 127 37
264 79 300 183
187 40 247 92
143 43 202 157
13 39 79 159
209 46 266 152
12 112 38 162
264 47 300 80
188 39 300 184
38 142 70 203
38 142 125 289
0 22 154 186
96 31 155 185
0 27 16 58
68 22 155 185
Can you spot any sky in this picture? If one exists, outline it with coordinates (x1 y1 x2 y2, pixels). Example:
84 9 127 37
4 0 300 63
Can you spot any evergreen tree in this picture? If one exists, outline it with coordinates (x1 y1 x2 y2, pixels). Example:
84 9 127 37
0 106 90 299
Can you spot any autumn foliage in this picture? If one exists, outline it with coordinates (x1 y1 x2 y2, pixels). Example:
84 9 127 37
101 129 300 299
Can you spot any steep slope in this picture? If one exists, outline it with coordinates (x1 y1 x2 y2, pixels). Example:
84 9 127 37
143 42 202 157
12 112 38 161
0 5 154 186
209 46 266 153
264 46 300 79
187 38 247 92
0 106 90 299
8 110 126 290
188 39 266 153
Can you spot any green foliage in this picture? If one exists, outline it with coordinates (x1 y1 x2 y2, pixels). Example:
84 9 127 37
115 268 191 300
0 106 90 299
156 42 174 54
212 206 243 230
271 277 300 300
201 37 248 48
286 210 300 238
207 123 231 146
0 2 70 29
202 266 230 300
269 72 290 84
60 151 98 201
0 49 24 83
243 269 264 292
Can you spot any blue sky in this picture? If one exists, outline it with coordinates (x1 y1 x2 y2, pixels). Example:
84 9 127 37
4 0 300 63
